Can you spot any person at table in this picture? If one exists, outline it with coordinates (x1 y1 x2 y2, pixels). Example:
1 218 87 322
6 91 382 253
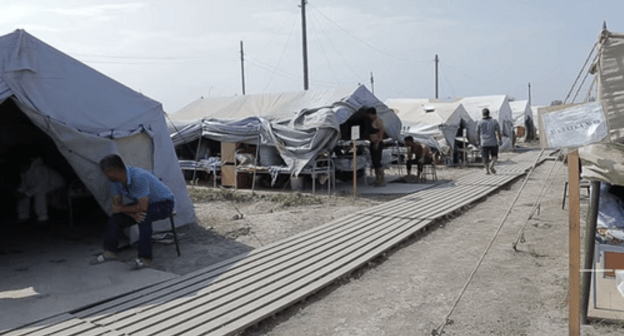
404 136 433 180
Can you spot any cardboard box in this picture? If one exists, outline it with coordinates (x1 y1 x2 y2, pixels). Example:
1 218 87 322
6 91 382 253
604 251 624 278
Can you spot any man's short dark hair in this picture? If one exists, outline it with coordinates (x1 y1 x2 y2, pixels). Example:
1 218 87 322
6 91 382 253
404 136 414 142
100 154 125 171
482 108 490 115
365 106 377 115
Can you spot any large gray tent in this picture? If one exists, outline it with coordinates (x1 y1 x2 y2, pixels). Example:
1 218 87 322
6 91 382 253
0 30 195 230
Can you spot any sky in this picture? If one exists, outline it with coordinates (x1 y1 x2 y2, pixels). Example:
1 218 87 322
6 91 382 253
1 0 622 113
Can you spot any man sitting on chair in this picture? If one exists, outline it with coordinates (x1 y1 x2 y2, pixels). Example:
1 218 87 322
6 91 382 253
91 154 175 269
404 136 433 180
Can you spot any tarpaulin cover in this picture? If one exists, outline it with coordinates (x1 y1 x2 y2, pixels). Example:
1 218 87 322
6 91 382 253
386 98 476 152
0 29 195 232
169 85 402 176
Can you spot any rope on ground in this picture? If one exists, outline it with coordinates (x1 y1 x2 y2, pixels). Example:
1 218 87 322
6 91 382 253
512 157 565 250
432 149 544 336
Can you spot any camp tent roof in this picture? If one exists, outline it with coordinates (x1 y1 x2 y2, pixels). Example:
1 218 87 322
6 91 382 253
169 85 381 122
509 100 533 127
0 29 194 229
385 98 477 151
455 95 515 149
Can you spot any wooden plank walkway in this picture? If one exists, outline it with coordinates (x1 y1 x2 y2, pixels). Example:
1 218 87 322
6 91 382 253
1 150 550 336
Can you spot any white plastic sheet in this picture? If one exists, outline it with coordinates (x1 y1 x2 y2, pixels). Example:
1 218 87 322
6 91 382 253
542 102 608 148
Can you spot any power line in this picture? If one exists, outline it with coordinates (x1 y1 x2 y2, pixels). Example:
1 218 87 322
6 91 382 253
308 4 430 64
307 8 364 83
262 15 299 93
307 8 342 85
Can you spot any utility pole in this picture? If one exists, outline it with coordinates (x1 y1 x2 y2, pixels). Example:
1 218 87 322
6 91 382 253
435 54 439 99
240 41 246 95
370 72 375 94
528 82 531 105
300 0 309 90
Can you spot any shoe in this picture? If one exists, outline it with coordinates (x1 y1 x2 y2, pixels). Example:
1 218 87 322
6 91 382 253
90 252 117 265
131 258 149 270
485 171 491 175
490 167 497 174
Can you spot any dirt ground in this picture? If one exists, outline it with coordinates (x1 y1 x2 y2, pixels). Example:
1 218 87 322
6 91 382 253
148 144 624 335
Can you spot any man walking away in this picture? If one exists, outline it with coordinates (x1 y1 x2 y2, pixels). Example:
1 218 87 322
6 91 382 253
476 108 502 174
91 154 175 269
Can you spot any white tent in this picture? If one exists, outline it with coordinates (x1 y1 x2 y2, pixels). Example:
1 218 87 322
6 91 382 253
509 100 536 140
0 30 195 230
455 95 515 150
385 98 476 152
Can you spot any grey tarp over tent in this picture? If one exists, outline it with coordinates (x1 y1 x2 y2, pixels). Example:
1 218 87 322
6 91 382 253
0 29 195 232
169 85 402 176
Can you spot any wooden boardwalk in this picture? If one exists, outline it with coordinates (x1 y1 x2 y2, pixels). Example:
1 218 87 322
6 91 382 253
2 150 549 336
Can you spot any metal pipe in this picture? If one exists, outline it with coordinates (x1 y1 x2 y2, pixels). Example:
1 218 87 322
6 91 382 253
581 181 600 324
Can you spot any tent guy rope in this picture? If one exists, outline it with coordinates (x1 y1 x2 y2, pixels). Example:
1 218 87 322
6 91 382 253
432 149 543 336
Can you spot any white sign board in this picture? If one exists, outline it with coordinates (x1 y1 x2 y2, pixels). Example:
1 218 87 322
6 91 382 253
542 102 608 148
351 125 360 140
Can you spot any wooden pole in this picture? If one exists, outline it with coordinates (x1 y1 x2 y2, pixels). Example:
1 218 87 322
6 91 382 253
353 140 357 198
191 133 203 186
240 41 246 95
435 54 439 99
581 181 600 324
300 0 309 90
568 150 581 336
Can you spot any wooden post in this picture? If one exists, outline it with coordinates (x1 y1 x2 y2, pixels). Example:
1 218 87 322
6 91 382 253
581 181 600 324
568 150 581 336
353 140 357 198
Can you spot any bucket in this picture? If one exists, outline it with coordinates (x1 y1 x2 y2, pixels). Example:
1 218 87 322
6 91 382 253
290 176 304 191
517 126 525 137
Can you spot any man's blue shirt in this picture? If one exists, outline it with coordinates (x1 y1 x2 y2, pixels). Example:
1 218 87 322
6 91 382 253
110 166 174 205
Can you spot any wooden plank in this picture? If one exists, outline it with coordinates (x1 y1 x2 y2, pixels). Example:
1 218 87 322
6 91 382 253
203 219 433 336
569 150 581 336
87 215 382 325
135 219 431 336
101 216 408 334
0 314 76 336
385 185 490 219
76 213 365 318
412 186 497 219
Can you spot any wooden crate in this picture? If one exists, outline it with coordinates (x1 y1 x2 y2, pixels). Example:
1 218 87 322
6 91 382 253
604 252 624 278
222 165 236 187
222 142 236 164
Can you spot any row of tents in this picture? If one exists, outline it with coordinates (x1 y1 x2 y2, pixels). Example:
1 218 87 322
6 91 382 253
0 29 537 234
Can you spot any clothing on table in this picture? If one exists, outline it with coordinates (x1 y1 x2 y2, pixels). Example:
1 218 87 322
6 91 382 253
103 200 174 260
17 158 66 222
476 117 501 148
